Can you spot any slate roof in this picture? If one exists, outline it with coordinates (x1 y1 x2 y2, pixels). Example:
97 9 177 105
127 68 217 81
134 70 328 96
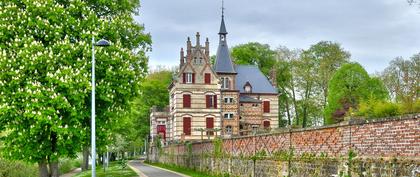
214 16 236 74
235 65 278 94
219 17 227 35
239 95 262 103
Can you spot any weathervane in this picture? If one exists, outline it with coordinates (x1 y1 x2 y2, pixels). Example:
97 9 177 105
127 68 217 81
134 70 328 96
222 0 225 17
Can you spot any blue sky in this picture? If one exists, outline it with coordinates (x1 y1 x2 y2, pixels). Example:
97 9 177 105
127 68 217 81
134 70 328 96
135 0 420 74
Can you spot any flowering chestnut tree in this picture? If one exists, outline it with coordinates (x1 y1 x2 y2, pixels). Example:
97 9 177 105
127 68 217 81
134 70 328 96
0 0 150 176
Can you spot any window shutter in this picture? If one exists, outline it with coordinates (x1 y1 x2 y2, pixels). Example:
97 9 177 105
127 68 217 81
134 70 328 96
206 95 211 108
182 73 186 83
183 117 191 135
206 117 214 135
183 95 191 108
204 73 211 84
263 101 270 113
213 95 217 108
192 73 195 84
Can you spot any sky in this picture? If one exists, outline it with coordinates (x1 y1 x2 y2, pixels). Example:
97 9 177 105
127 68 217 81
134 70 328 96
135 0 420 74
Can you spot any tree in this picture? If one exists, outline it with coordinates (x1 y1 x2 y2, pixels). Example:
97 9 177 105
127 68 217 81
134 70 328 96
324 63 388 124
274 46 301 126
380 54 419 113
302 41 350 111
128 70 173 144
0 0 150 176
231 42 277 75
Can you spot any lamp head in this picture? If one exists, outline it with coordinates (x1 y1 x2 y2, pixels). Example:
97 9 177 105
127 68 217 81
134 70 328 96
95 39 111 47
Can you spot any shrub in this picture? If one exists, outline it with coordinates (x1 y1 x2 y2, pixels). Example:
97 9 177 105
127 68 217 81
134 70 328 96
356 99 401 119
59 158 80 175
0 158 38 177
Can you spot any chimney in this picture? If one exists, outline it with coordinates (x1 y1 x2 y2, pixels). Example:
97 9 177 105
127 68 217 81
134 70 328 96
270 67 277 87
187 37 191 62
196 32 200 46
205 38 209 57
180 47 184 67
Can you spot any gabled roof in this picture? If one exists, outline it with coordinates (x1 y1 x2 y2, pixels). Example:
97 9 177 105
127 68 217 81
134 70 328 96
235 65 278 94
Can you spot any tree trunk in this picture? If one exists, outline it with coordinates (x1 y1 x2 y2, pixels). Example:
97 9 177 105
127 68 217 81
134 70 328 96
49 161 59 177
38 161 49 177
82 146 90 171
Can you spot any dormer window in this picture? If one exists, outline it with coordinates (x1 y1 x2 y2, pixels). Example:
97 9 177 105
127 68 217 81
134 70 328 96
244 81 252 93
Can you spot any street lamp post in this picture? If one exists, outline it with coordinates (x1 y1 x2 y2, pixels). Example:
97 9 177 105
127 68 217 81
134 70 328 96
91 36 110 177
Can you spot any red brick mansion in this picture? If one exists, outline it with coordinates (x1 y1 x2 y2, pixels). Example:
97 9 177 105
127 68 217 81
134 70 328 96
150 15 279 143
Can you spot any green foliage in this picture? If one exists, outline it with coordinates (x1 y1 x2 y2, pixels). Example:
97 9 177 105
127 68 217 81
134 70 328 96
125 70 172 144
212 138 223 158
0 158 38 177
231 42 276 75
0 0 151 170
58 158 80 175
74 161 136 177
357 99 401 119
145 162 222 177
324 63 388 124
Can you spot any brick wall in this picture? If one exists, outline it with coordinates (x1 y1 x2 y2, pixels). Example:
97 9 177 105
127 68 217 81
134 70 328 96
164 114 419 158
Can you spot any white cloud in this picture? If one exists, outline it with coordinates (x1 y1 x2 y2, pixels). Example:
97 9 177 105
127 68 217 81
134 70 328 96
138 0 420 74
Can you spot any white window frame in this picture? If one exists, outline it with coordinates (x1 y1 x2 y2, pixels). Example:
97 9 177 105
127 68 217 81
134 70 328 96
224 97 234 104
221 77 229 89
223 113 234 119
186 73 193 83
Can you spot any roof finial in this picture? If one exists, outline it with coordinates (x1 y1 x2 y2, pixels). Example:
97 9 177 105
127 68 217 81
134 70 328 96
222 0 225 18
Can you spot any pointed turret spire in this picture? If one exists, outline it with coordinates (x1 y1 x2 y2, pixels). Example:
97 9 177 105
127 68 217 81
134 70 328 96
214 1 236 74
219 0 227 35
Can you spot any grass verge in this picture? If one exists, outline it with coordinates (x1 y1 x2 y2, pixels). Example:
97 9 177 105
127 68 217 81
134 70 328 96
74 161 137 177
145 161 229 177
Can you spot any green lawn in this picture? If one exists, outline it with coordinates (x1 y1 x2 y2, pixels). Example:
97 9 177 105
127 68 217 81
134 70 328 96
145 161 229 177
74 161 137 177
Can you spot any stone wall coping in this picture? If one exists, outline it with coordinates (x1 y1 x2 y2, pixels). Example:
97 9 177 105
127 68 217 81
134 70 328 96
223 113 419 140
164 113 419 146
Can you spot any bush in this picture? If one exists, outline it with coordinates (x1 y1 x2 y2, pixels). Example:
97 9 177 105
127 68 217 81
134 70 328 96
0 158 38 177
59 158 80 175
356 99 401 119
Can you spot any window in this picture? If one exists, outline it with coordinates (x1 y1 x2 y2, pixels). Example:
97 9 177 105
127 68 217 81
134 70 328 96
263 121 270 129
206 117 214 136
263 101 270 113
245 85 252 93
224 97 234 104
183 94 191 108
206 95 217 108
204 73 211 84
183 117 191 135
224 113 234 119
225 126 232 135
183 73 194 84
221 77 230 89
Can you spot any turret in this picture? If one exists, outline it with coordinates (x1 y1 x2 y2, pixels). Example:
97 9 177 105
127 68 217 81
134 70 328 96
195 32 200 47
186 37 192 62
180 48 184 67
205 38 210 57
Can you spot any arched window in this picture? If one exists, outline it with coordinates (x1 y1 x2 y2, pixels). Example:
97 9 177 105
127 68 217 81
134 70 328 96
226 126 232 135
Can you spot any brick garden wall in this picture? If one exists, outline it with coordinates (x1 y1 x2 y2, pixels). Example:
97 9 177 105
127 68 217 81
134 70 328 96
152 114 420 176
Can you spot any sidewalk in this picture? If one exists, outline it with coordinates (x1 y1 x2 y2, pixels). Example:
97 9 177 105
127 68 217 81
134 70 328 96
128 160 189 177
60 168 81 177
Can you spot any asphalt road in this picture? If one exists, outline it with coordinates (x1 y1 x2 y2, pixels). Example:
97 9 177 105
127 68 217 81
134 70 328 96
129 160 185 177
